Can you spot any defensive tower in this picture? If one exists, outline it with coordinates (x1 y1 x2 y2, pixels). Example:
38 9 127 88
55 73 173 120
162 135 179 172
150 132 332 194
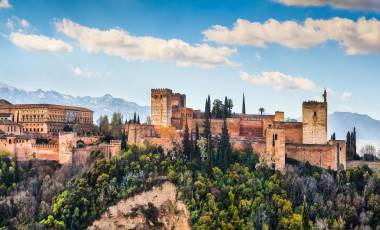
302 89 328 144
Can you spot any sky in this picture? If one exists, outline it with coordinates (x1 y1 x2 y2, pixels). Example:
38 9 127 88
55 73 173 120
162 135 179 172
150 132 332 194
0 0 380 119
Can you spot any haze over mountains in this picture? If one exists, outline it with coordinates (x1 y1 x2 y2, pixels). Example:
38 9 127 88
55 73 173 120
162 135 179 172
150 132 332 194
0 82 379 146
0 82 149 123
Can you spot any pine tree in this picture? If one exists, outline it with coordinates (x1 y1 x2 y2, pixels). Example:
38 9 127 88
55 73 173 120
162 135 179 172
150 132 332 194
242 93 246 115
182 119 191 161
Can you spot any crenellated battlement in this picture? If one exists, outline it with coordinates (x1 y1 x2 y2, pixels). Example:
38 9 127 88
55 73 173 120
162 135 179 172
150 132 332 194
32 144 59 150
303 100 326 105
151 88 173 94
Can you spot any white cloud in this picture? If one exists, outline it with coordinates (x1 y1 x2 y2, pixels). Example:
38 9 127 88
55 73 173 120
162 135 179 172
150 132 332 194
20 19 29 28
71 66 107 78
0 0 11 9
6 17 30 31
341 91 352 99
255 51 262 61
203 17 380 55
9 32 73 53
72 66 83 76
276 0 380 12
240 71 319 91
6 18 14 29
55 19 236 68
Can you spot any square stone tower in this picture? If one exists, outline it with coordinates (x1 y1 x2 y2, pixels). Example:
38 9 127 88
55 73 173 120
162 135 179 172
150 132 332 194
265 125 285 172
151 89 173 127
302 90 328 144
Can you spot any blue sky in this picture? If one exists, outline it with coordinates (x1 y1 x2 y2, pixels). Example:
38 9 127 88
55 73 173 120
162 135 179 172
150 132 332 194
0 0 380 119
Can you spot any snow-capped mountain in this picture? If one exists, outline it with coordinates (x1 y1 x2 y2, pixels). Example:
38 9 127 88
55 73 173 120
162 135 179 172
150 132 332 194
0 82 150 123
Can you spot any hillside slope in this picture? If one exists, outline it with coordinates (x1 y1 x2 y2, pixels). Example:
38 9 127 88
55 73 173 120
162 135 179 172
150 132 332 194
88 182 190 230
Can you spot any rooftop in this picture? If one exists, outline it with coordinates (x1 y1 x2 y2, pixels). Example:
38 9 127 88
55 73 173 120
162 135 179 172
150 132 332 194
0 102 93 112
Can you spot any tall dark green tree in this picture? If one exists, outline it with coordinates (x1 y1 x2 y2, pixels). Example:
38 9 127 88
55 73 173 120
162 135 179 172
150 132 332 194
111 112 123 139
120 130 127 151
204 96 211 140
242 93 246 115
212 99 224 118
182 119 191 160
137 115 140 124
133 112 137 124
223 97 229 119
218 116 231 170
351 127 357 158
346 131 351 159
224 97 233 118
194 123 200 161
301 195 311 230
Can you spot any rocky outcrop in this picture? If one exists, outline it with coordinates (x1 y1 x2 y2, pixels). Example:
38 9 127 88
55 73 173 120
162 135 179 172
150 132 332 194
88 182 190 230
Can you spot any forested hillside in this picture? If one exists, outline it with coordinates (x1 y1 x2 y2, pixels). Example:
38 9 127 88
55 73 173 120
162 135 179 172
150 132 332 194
1 144 378 229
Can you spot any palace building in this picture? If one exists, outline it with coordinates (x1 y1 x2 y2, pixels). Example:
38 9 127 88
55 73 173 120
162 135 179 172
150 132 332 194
0 99 93 136
127 88 346 172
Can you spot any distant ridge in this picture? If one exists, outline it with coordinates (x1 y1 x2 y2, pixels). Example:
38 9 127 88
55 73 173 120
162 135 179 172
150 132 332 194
0 82 149 123
329 112 380 141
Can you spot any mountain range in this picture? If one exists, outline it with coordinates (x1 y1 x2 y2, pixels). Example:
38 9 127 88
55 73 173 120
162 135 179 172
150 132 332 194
0 82 379 147
0 82 149 123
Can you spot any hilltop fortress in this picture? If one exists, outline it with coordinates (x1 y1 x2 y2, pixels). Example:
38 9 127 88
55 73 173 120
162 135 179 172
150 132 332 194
127 88 346 171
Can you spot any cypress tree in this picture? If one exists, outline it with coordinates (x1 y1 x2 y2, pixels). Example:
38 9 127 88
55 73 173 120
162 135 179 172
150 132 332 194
194 123 200 161
346 131 351 159
182 119 191 160
137 115 140 124
242 93 246 115
223 96 229 119
120 130 127 151
352 127 357 158
218 117 231 170
301 195 311 230
133 113 137 124
204 96 211 140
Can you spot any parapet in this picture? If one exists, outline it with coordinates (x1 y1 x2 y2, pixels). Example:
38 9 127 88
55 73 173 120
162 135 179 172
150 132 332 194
151 88 173 95
302 100 326 106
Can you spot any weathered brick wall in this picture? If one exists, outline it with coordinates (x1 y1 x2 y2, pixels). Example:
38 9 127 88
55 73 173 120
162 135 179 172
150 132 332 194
239 119 262 137
73 146 97 166
286 140 346 170
302 102 327 144
282 122 303 144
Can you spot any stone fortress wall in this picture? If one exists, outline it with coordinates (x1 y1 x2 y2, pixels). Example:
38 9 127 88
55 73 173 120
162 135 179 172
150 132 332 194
128 88 346 171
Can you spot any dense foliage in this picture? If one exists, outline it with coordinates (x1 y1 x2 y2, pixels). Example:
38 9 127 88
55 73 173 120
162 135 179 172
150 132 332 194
0 156 20 196
41 146 169 229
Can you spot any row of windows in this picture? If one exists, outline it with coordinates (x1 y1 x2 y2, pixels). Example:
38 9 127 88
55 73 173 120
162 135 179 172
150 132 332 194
3 139 29 144
7 126 19 132
24 128 44 133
